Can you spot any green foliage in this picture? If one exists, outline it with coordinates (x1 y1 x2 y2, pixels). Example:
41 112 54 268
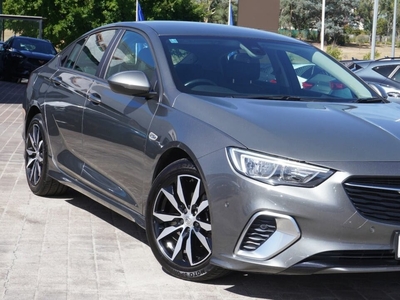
326 45 343 60
332 34 349 46
363 50 381 60
280 0 317 31
356 34 370 45
343 24 363 35
3 0 141 48
142 0 204 21
280 0 360 46
307 31 318 42
377 18 388 36
2 0 211 49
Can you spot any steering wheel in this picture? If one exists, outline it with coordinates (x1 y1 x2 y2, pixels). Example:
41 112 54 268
184 78 217 88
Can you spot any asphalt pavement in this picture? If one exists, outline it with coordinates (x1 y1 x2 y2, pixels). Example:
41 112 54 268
1 79 400 300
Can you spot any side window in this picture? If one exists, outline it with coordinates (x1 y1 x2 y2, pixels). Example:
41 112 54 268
74 30 116 76
392 68 400 81
62 39 85 69
373 65 396 77
106 30 155 80
4 38 12 49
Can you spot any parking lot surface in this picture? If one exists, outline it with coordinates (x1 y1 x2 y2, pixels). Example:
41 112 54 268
1 80 400 299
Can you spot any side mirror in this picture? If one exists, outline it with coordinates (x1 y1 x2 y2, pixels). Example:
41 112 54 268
107 70 156 99
367 82 388 99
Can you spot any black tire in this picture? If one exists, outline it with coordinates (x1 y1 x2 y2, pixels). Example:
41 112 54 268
146 159 229 281
25 114 67 196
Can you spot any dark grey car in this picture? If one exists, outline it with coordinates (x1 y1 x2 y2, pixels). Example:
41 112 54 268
0 36 57 82
23 21 400 281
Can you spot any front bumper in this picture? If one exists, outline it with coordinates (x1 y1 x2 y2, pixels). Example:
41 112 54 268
7 58 46 79
199 149 400 274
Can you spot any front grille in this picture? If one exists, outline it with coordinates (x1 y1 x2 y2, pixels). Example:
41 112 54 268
240 215 276 251
343 177 400 225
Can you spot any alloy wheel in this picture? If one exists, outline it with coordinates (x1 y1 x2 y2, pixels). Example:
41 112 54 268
152 174 212 267
25 123 44 186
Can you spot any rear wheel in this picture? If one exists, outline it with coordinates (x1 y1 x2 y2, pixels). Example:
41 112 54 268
25 114 67 196
146 159 229 281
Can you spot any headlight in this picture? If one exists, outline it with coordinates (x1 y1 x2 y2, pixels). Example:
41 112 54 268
227 147 334 187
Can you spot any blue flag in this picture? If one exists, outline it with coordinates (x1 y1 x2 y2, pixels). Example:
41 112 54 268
137 1 145 21
228 1 234 26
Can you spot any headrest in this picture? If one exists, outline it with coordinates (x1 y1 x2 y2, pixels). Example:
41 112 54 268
225 52 260 83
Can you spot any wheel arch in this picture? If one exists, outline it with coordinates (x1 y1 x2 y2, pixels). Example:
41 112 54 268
153 147 193 181
24 105 42 138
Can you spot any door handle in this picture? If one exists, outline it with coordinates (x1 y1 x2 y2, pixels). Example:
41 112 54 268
88 93 102 104
51 76 63 86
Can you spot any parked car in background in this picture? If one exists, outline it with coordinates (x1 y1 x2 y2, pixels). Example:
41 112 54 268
342 57 400 97
23 21 400 282
0 36 57 82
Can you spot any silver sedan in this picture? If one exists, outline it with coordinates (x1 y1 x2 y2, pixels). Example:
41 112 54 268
23 21 400 281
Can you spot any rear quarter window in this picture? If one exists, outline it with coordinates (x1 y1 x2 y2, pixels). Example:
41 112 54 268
373 65 396 77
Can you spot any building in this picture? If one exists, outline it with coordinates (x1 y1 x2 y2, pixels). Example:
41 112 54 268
237 0 280 32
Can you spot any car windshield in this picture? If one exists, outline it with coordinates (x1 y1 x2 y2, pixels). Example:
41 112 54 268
161 36 375 102
14 38 57 55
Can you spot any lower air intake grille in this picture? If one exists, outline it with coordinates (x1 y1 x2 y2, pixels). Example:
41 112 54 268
304 250 396 261
343 177 400 225
240 215 276 251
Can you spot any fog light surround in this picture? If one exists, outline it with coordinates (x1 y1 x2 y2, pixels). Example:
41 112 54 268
235 211 300 260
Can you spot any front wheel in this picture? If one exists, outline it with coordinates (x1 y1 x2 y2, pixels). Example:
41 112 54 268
146 159 229 281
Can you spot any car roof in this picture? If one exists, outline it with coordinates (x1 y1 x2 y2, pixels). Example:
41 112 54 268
93 21 306 45
343 57 400 69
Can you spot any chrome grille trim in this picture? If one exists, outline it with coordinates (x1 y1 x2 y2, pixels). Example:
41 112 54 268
344 182 400 193
343 177 400 224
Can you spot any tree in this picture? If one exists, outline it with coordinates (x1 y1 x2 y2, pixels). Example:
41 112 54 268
279 0 317 31
3 0 139 48
204 0 238 24
140 0 204 21
280 0 360 45
3 0 205 49
357 0 374 34
322 0 360 45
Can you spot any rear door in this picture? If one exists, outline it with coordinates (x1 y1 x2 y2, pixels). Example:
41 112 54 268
44 30 116 178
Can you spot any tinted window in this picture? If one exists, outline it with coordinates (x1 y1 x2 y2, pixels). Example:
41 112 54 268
161 36 372 101
63 39 85 69
373 65 396 77
13 38 56 55
74 30 116 76
106 30 155 80
392 68 400 81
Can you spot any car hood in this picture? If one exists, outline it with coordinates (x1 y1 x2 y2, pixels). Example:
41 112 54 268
174 94 400 165
20 50 55 60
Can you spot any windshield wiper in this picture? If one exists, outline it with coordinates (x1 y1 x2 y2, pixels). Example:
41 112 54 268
354 97 385 103
232 95 303 101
